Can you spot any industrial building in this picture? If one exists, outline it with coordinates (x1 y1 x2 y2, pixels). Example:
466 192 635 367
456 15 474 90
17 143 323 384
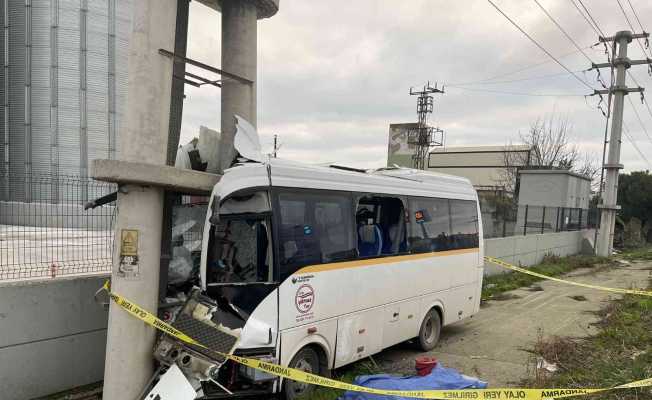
387 123 533 190
0 0 133 202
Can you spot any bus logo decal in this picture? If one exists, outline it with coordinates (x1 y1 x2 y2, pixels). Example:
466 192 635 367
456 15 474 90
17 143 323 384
295 284 315 314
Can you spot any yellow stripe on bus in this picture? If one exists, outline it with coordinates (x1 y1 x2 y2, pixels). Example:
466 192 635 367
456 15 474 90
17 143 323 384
294 247 480 275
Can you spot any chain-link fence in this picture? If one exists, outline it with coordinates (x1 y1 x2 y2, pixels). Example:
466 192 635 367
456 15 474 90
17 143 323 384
0 174 116 281
1 173 602 281
481 199 599 239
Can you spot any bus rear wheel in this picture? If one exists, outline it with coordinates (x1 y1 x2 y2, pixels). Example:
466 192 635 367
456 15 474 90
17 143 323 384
417 308 441 351
283 347 321 400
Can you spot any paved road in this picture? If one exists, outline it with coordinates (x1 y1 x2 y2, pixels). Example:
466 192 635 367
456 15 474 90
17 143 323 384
375 259 652 387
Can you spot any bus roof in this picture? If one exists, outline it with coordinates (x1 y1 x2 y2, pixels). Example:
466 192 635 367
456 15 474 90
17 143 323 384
215 158 477 201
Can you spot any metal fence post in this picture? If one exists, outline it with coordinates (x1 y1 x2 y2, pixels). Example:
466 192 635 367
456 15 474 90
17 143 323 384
541 206 546 234
579 208 583 230
555 207 560 232
523 204 528 236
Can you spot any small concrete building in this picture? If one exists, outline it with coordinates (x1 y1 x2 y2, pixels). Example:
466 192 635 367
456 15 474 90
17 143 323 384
515 169 592 234
517 169 591 209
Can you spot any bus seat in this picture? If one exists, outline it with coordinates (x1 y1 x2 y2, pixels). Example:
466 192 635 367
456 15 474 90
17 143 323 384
358 224 382 257
383 225 397 254
383 219 407 255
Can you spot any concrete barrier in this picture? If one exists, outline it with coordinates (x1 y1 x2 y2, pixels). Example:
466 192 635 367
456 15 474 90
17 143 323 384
0 201 114 230
484 229 595 275
0 275 109 400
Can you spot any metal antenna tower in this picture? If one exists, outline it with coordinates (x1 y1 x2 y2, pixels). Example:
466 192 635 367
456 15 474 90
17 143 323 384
408 81 445 169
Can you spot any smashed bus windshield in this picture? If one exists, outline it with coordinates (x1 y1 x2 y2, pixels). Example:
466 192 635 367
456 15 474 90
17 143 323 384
207 216 272 284
206 192 273 285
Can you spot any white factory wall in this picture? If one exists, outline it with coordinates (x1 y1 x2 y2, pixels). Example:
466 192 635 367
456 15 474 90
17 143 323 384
0 275 109 400
483 229 595 276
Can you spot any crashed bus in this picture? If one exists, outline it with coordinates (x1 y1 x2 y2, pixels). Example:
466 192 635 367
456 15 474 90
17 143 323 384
153 119 484 399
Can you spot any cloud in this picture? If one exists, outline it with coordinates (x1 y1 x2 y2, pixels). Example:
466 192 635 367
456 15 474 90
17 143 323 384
180 0 652 172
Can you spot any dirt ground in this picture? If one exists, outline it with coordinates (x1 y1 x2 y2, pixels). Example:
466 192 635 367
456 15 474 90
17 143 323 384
373 259 652 387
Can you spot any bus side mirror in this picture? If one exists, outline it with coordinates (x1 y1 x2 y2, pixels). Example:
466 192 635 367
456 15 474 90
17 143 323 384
209 196 221 225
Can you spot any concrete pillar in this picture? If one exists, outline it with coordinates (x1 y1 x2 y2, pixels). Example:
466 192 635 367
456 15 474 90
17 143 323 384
102 1 178 399
218 0 257 172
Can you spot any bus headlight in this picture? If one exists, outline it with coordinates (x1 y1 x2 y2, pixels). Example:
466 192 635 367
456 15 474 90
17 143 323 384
239 356 277 382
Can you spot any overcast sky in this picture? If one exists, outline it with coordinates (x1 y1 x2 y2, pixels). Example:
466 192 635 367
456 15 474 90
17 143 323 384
180 0 652 172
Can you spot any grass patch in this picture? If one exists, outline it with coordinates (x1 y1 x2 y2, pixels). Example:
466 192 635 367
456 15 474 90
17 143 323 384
299 359 381 400
620 246 652 261
482 255 612 300
526 281 652 399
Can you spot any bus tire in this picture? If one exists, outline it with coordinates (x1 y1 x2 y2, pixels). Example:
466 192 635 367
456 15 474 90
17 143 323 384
283 346 321 400
417 308 441 351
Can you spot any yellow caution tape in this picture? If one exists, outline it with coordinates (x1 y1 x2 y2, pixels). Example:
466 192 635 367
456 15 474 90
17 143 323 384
484 256 652 297
100 280 652 400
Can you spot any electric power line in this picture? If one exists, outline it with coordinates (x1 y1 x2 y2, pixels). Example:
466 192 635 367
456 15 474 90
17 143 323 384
451 70 584 86
626 0 649 43
576 0 607 37
615 0 651 59
627 95 652 144
623 121 652 166
448 45 592 86
616 0 636 32
533 0 595 64
567 0 602 37
570 0 652 150
642 94 652 122
445 85 585 97
486 0 595 91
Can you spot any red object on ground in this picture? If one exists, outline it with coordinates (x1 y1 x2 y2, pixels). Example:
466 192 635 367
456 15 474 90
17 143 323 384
415 356 438 376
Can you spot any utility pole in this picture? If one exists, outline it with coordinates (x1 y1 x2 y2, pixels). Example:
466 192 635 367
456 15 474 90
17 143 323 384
273 134 278 158
592 30 649 256
408 82 444 170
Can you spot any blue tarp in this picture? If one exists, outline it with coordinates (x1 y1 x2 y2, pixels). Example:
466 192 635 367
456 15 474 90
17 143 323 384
340 363 488 400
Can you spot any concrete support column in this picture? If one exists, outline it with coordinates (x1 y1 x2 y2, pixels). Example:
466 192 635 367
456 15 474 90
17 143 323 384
102 1 178 399
218 0 257 172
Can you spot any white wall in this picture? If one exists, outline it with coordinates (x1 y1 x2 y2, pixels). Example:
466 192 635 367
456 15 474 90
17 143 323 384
0 275 109 400
484 229 595 275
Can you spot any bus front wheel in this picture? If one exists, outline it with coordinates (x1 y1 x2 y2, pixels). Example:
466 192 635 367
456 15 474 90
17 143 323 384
283 346 321 400
417 308 441 351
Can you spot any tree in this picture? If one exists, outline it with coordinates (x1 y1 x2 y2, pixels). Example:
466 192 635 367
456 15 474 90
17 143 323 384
617 171 652 227
497 114 599 193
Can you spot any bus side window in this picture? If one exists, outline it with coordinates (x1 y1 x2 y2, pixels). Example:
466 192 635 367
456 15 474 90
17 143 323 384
277 191 356 281
450 199 479 249
408 197 452 253
356 196 406 257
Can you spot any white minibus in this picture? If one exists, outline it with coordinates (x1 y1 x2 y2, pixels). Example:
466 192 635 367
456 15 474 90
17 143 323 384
184 154 483 398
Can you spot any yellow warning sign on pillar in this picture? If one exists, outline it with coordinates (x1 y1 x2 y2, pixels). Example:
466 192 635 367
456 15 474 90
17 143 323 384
119 229 140 279
120 229 139 256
